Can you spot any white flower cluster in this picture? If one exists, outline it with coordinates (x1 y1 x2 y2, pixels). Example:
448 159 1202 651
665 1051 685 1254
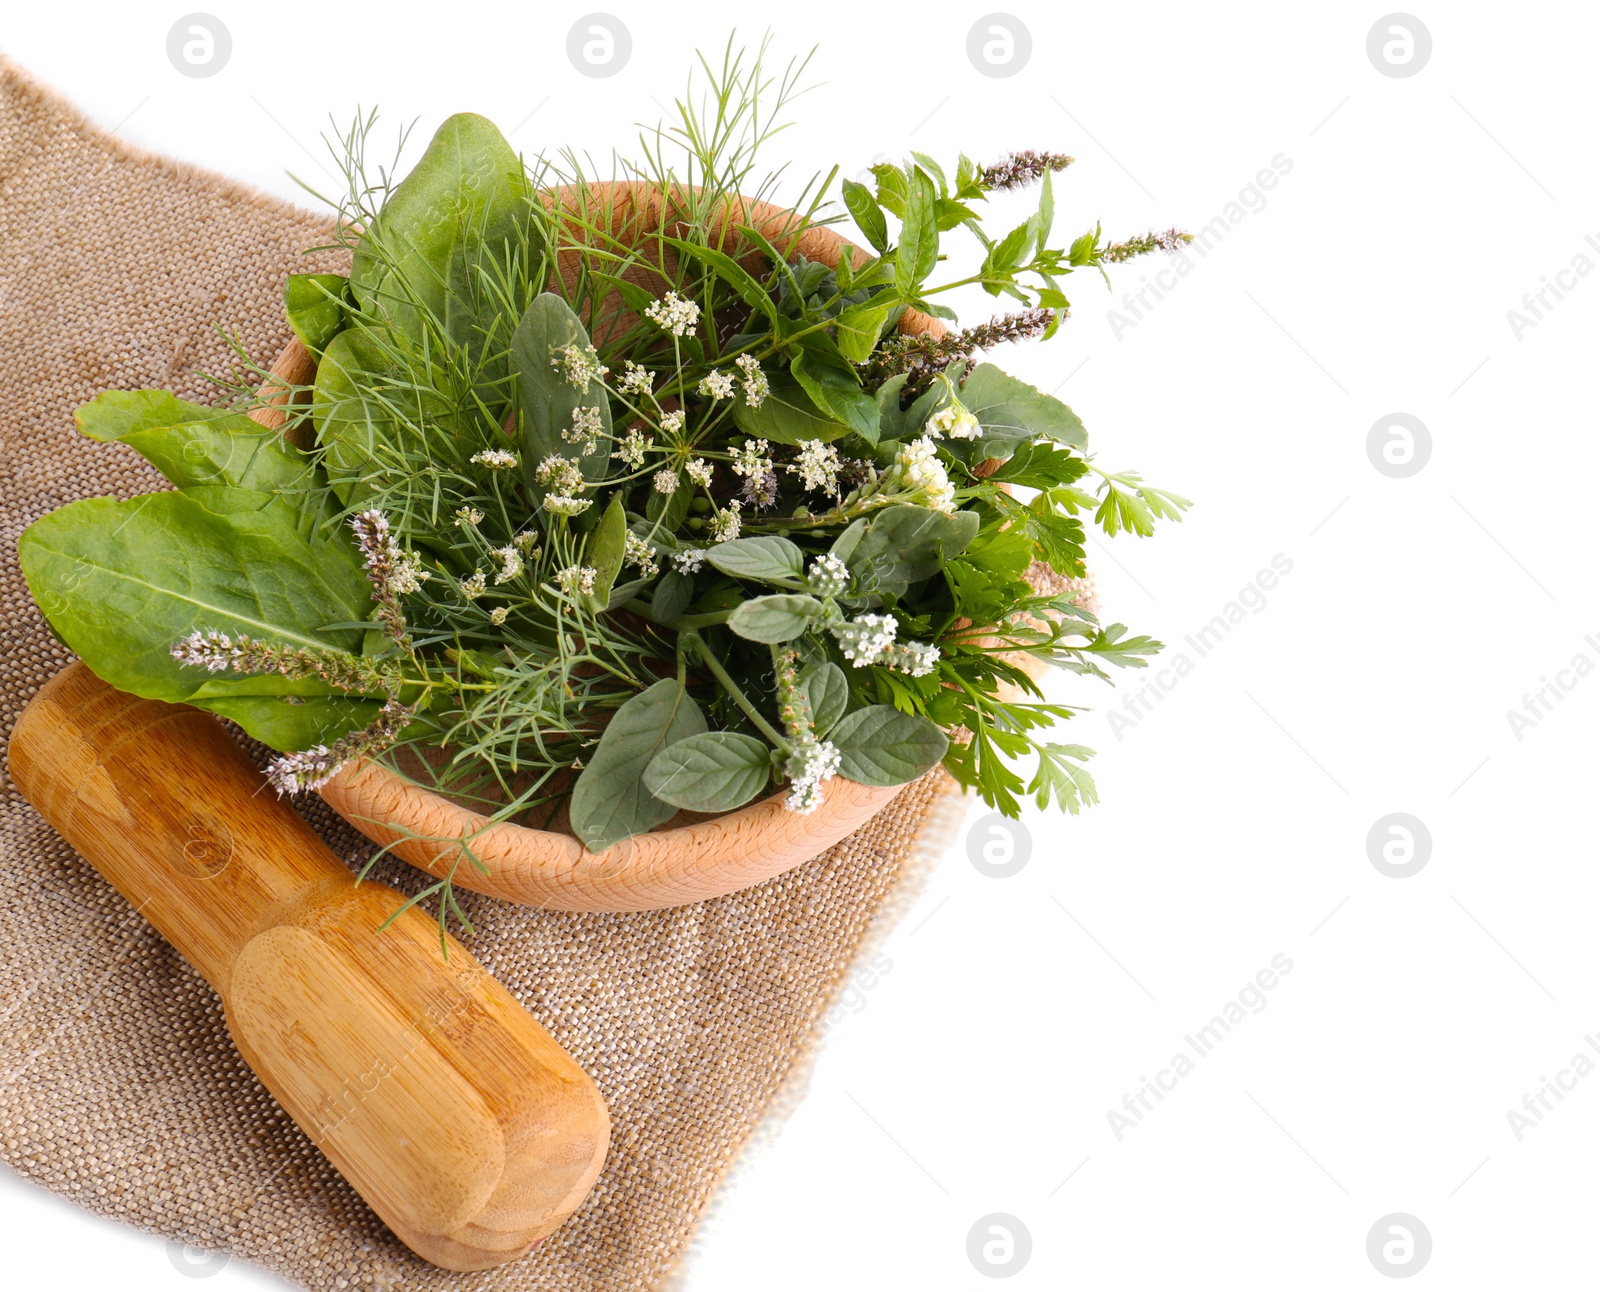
894 436 956 514
555 565 598 597
550 342 608 389
735 353 769 408
454 505 484 528
709 501 742 542
624 532 659 579
925 399 981 440
460 571 487 600
513 529 542 555
535 454 585 495
673 548 707 574
660 409 686 437
470 448 519 469
172 628 239 673
882 641 941 676
807 552 851 598
791 438 842 495
387 549 428 595
562 405 604 454
611 426 653 467
645 291 701 337
784 739 842 815
698 370 735 400
491 544 523 584
730 438 771 479
833 612 898 666
543 494 592 517
489 606 509 625
653 469 679 494
618 360 654 395
686 458 713 487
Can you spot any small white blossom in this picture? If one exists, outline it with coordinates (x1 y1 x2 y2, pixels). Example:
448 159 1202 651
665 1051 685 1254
470 447 519 469
618 360 655 395
535 454 586 495
562 405 603 452
623 532 660 579
555 565 598 597
709 500 742 542
833 613 898 666
489 606 509 625
730 438 771 478
698 370 735 400
550 342 608 389
735 353 769 409
659 409 686 437
172 629 236 673
645 291 701 337
543 494 593 517
925 400 981 440
894 436 956 514
885 640 941 677
513 530 542 554
611 426 653 468
783 739 842 815
807 553 851 598
460 571 488 600
653 469 680 494
388 549 428 595
491 544 523 584
673 548 707 574
791 439 842 496
685 458 713 487
454 505 484 529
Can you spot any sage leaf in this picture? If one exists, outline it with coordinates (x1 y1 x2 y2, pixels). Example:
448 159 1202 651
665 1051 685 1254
568 679 707 851
642 731 771 813
799 661 848 737
960 361 1087 458
349 112 534 395
829 705 949 786
284 273 352 356
727 594 824 643
585 494 628 609
706 535 804 584
842 504 980 598
512 292 612 488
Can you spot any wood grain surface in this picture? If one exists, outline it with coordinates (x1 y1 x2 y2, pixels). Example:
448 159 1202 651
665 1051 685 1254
6 663 611 1270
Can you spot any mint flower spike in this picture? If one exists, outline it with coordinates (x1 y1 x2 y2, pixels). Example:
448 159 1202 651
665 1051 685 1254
773 648 840 816
264 698 418 796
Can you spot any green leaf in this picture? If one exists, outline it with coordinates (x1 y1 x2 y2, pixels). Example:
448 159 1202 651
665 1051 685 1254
200 694 388 752
872 163 908 217
799 661 848 737
706 536 804 584
663 236 778 323
650 570 695 621
568 679 707 851
284 273 352 356
895 167 939 296
843 504 980 598
1028 743 1099 814
960 363 1087 457
349 112 534 394
790 350 880 443
75 390 250 443
18 488 377 749
727 594 824 643
830 706 949 786
984 441 1088 490
312 326 402 506
585 495 628 609
511 293 612 486
642 731 771 813
732 371 850 445
841 179 889 253
834 299 892 364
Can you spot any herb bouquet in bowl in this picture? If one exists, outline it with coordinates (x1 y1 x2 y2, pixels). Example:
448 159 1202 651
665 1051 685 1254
19 45 1189 919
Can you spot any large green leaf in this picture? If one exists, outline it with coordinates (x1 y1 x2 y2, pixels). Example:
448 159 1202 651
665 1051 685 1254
790 350 880 444
349 112 533 391
642 731 771 813
841 179 889 254
895 168 939 296
568 679 707 851
960 362 1087 458
18 487 380 749
76 390 252 442
706 536 804 584
511 292 612 489
836 504 980 598
284 273 352 356
799 661 848 737
727 594 824 643
829 705 948 786
731 370 850 446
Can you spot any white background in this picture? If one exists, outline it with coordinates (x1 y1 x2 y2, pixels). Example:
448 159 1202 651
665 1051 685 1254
4 0 1597 1287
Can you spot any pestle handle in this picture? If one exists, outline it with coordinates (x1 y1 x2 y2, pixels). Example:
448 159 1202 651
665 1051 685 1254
6 663 609 1271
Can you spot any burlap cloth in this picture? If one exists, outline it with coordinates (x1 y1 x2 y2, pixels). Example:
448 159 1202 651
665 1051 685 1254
0 58 964 1290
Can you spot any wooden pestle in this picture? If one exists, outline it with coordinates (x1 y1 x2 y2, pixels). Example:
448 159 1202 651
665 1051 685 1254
6 662 610 1271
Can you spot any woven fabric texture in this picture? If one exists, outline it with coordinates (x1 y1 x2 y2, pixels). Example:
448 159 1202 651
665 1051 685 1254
0 58 956 1291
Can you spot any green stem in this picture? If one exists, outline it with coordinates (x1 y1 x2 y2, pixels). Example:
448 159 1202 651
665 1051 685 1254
680 630 790 750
